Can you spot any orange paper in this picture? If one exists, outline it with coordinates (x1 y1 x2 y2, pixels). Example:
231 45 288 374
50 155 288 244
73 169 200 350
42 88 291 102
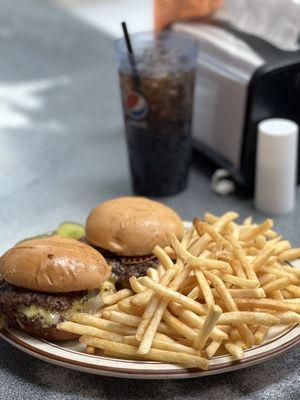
154 0 222 31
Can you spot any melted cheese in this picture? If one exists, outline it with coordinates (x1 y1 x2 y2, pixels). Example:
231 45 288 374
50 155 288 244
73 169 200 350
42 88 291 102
19 282 116 328
21 305 59 327
100 280 116 295
21 299 84 328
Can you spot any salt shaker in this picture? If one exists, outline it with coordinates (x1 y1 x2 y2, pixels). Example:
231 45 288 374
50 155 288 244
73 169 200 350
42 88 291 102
255 118 299 215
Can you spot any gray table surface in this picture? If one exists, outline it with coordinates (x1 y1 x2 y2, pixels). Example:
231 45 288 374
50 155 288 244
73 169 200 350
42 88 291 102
0 0 299 399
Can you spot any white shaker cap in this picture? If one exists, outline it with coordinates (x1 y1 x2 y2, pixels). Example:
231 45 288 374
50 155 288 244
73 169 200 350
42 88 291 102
255 118 299 215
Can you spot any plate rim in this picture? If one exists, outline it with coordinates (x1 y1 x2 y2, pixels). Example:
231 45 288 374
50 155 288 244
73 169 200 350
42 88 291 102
1 220 300 379
1 324 300 379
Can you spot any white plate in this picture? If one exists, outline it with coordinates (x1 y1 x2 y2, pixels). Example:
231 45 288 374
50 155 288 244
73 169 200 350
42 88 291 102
1 222 300 379
1 321 299 379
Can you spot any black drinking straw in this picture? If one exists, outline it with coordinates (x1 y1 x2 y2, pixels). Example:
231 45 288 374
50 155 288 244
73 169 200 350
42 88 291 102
121 21 141 91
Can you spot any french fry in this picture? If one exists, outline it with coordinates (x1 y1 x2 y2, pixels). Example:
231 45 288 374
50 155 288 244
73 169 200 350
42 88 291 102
246 248 260 256
179 276 198 291
278 248 300 262
223 221 238 238
255 235 267 249
214 250 232 263
286 285 300 297
188 234 212 257
205 271 255 347
69 313 136 335
217 311 279 326
243 216 252 226
147 268 159 282
266 235 282 245
273 241 292 255
221 273 259 288
57 321 124 342
169 233 192 260
187 235 202 252
137 266 192 354
193 305 221 350
249 324 259 333
285 298 300 303
262 277 290 293
137 300 169 354
204 271 237 311
102 310 140 328
206 341 222 358
194 218 221 242
117 297 143 316
235 298 300 313
265 229 279 239
213 288 266 299
224 342 244 360
189 257 232 273
189 212 238 256
151 332 176 343
138 277 208 316
101 310 176 337
187 286 201 300
103 289 133 306
206 326 231 358
254 325 269 345
240 219 273 241
163 309 199 342
182 227 195 248
169 303 227 341
259 266 300 285
131 290 153 307
215 212 239 230
194 269 214 305
163 246 177 259
252 247 276 272
281 289 294 299
281 264 300 277
85 346 96 355
157 264 165 279
265 311 300 324
136 269 176 341
123 335 200 356
233 340 248 350
80 336 209 370
99 304 119 312
204 212 218 224
258 273 277 287
230 259 246 279
153 245 175 270
229 328 242 342
227 235 258 283
129 276 146 293
269 290 285 301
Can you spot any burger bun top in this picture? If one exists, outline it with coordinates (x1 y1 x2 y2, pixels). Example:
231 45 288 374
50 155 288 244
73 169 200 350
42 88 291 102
0 236 109 293
86 197 184 256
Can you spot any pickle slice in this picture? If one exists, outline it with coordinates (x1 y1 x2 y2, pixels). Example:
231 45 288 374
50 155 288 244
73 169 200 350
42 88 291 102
56 221 85 239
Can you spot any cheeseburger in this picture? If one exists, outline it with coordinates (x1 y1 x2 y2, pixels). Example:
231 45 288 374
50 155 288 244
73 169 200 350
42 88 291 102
83 197 184 287
0 236 110 339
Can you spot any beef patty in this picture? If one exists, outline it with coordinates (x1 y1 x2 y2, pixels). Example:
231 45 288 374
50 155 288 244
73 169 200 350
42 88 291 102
79 237 159 287
0 279 86 329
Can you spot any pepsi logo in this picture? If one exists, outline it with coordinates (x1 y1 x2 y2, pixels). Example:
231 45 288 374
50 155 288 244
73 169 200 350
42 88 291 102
125 91 148 120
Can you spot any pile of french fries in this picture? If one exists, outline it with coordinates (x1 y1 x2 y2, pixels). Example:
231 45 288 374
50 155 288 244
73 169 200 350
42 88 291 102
58 212 300 370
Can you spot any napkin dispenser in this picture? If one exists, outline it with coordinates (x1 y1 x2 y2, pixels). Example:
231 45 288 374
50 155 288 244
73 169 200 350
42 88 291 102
173 21 300 195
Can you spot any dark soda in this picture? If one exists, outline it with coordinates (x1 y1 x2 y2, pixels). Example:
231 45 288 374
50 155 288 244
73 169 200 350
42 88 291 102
116 32 198 196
